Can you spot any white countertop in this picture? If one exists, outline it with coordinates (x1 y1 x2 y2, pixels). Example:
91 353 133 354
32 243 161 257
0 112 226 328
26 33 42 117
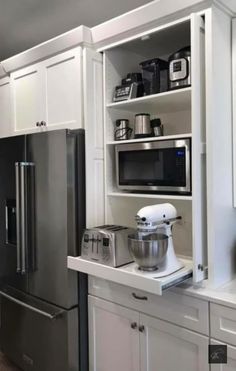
174 279 236 309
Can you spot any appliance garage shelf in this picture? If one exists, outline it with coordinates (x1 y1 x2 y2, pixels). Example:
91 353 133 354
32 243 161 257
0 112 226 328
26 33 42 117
68 257 193 296
107 192 192 201
106 87 191 114
107 133 192 145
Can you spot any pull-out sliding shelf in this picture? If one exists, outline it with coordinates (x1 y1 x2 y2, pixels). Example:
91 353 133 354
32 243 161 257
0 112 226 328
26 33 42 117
67 257 193 296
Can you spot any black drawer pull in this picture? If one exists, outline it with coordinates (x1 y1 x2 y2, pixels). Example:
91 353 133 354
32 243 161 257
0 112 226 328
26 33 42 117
132 292 148 301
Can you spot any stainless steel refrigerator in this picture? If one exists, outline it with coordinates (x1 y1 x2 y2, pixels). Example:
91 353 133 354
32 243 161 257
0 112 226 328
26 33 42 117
0 129 87 371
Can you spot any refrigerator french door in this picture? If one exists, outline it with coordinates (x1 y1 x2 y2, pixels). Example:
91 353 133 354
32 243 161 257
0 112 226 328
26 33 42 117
0 129 86 371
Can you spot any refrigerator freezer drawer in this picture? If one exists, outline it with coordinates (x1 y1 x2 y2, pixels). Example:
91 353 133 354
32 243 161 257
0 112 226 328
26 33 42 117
0 288 79 371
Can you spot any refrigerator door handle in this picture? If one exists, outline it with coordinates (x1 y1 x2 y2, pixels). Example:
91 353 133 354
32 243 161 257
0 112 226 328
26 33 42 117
21 162 36 275
0 291 65 320
15 163 21 273
15 162 36 275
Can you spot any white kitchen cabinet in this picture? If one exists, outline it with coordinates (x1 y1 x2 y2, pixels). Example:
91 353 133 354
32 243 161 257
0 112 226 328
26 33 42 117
88 295 140 371
89 295 209 371
42 47 82 131
140 313 209 371
88 276 209 335
101 13 207 290
11 62 44 133
210 303 236 347
11 47 82 134
211 340 236 371
0 77 12 137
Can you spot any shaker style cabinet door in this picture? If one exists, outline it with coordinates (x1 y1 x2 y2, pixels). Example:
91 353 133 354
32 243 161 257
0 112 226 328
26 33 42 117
11 63 44 134
11 47 83 135
42 47 83 131
0 77 12 137
88 296 140 371
140 313 209 371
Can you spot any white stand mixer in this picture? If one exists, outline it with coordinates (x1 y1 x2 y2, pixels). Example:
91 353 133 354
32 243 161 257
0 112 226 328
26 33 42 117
133 203 184 277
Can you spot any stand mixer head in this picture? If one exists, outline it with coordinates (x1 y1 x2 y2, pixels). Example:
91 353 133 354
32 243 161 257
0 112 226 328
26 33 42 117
128 203 184 273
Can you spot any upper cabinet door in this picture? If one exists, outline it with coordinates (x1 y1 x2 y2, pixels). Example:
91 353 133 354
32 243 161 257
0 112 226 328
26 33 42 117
0 77 12 138
140 313 209 371
11 63 44 134
42 47 83 130
190 13 207 283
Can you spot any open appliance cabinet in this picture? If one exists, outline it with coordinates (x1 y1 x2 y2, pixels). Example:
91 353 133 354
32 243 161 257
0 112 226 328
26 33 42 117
102 13 207 288
71 5 236 294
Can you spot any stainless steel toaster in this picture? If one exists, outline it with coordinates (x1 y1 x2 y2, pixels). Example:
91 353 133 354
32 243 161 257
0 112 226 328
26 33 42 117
81 225 135 267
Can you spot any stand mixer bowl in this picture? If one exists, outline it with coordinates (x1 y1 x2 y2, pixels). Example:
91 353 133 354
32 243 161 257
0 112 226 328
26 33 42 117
128 232 168 271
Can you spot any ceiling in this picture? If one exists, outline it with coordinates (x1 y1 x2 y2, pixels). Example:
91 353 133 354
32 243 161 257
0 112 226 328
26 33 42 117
0 0 153 60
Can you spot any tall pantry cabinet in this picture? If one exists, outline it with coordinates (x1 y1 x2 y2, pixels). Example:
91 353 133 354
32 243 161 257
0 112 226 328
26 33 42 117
97 4 236 290
87 3 236 369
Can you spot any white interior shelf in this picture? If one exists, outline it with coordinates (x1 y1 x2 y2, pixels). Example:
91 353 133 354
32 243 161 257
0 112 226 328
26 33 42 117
107 192 192 201
68 257 193 296
106 87 191 114
107 133 192 145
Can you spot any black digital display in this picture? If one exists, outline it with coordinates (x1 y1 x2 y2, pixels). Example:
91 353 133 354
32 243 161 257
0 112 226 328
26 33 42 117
173 61 182 72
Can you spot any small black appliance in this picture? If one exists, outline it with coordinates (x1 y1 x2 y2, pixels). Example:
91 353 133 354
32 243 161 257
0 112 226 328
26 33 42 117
113 73 144 102
140 58 169 95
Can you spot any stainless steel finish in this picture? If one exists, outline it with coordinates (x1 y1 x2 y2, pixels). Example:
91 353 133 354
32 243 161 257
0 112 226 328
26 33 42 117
131 322 137 329
15 163 21 273
134 113 151 138
0 131 85 371
5 205 8 244
15 162 35 275
0 287 79 371
169 56 191 89
0 291 64 320
20 164 26 274
81 225 135 267
153 125 164 137
128 233 168 271
115 119 132 141
27 130 85 309
132 292 148 301
116 138 191 193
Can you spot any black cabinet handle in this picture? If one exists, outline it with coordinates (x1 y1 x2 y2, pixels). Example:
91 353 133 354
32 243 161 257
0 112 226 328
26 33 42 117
132 292 148 301
40 121 46 126
36 122 40 127
130 322 137 330
139 325 145 333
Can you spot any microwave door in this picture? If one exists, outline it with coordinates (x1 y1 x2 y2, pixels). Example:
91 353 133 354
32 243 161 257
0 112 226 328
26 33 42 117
116 139 191 194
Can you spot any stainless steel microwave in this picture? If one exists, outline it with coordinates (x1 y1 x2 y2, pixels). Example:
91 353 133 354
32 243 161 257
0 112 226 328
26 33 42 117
115 138 191 194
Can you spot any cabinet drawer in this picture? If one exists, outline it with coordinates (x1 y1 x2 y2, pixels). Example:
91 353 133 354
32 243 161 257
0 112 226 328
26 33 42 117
210 303 236 346
88 276 209 335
